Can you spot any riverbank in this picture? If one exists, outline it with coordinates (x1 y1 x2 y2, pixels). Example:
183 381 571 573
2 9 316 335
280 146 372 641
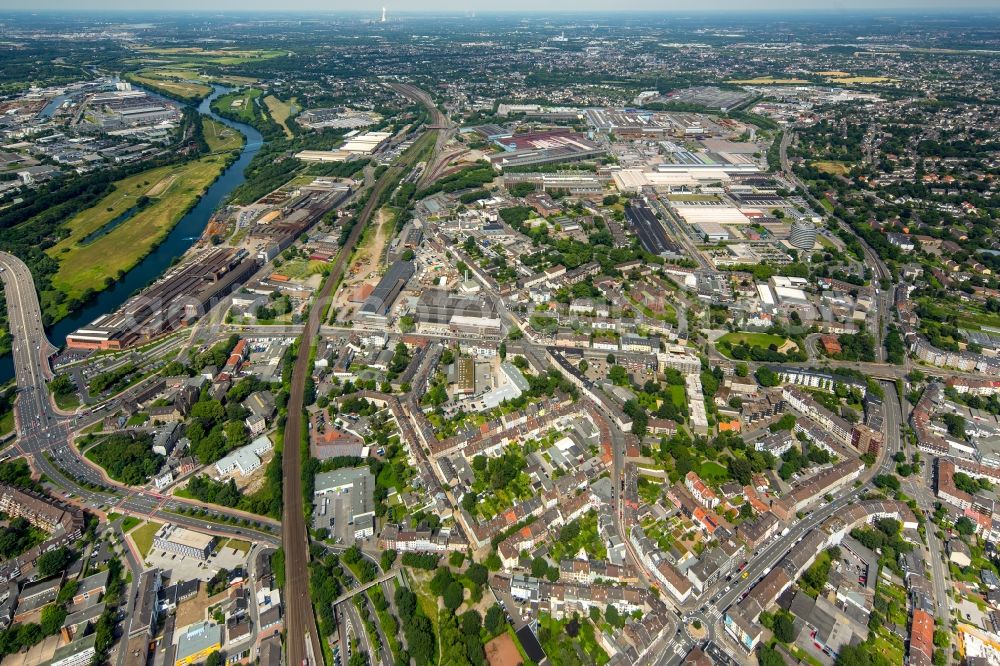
0 85 263 384
44 150 242 317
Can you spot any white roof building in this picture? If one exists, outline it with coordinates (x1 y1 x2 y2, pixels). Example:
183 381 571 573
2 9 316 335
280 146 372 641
214 435 274 478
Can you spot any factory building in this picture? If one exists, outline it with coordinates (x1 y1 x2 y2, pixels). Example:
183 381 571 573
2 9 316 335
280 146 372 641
359 260 415 323
66 248 257 350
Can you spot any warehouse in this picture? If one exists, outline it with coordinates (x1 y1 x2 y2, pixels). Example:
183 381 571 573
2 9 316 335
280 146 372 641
359 260 415 322
313 467 376 541
67 248 258 350
341 131 392 154
625 202 681 256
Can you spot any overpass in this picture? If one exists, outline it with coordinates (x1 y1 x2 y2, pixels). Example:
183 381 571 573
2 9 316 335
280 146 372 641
333 569 401 607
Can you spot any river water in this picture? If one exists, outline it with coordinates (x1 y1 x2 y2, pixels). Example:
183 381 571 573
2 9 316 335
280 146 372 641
0 86 263 383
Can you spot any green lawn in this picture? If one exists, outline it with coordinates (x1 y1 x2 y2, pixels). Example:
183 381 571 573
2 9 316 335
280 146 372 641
53 391 81 411
125 72 212 101
263 95 297 138
214 88 266 125
223 538 251 554
700 461 729 484
718 332 789 349
0 409 13 436
130 521 163 559
121 516 141 532
203 117 244 154
669 385 686 409
126 413 149 427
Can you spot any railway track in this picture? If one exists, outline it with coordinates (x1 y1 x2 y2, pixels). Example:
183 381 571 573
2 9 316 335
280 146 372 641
282 86 442 666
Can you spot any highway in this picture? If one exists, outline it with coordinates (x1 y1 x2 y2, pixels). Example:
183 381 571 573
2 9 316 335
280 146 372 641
0 252 60 437
0 252 280 546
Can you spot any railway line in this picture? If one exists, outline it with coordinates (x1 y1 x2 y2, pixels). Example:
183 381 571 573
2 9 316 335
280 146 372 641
282 84 444 666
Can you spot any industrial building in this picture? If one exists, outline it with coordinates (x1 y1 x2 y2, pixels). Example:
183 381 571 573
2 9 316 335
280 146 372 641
488 131 604 170
66 248 257 351
625 202 682 257
174 621 223 666
413 289 501 338
359 260 415 323
340 131 392 154
312 467 376 541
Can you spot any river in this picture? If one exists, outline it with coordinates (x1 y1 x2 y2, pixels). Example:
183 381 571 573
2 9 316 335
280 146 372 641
0 86 263 383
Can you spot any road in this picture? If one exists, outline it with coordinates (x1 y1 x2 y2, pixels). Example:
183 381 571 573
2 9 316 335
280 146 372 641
282 83 445 666
0 252 60 435
0 252 280 547
701 381 909 650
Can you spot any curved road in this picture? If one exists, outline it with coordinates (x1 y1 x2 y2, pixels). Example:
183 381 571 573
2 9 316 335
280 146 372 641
0 251 279 546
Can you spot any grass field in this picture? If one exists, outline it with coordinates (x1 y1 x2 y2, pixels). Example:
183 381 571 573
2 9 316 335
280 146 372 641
274 258 327 280
700 461 729 484
130 521 163 559
812 161 852 176
203 117 244 153
133 46 283 66
216 88 266 125
53 390 81 411
126 72 212 101
263 95 297 138
121 516 141 532
44 156 230 306
0 409 13 437
223 538 251 554
718 332 790 349
669 384 687 409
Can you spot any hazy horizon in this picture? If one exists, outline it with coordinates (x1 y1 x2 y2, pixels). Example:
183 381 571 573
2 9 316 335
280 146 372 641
1 1 999 13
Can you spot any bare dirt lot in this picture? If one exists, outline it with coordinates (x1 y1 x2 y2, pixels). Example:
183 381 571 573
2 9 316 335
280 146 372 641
330 207 395 322
485 633 521 666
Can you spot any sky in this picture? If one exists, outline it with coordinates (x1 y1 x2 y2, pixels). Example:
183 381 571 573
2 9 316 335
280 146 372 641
0 0 998 12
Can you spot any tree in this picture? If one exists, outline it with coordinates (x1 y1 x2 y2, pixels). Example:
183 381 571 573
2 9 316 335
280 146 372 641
466 562 488 587
40 605 67 636
755 366 780 387
758 645 787 666
443 580 464 610
955 517 976 536
381 549 397 571
205 652 223 666
485 604 505 635
727 457 753 485
50 374 76 397
37 547 72 577
770 414 796 432
774 613 795 643
605 604 624 628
